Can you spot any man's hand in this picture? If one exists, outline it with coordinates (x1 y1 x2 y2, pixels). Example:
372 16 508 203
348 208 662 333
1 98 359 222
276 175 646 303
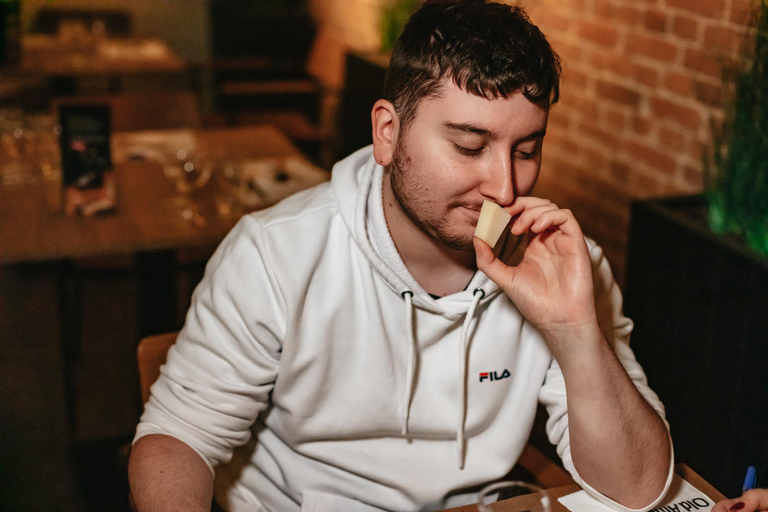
474 197 600 357
475 196 672 509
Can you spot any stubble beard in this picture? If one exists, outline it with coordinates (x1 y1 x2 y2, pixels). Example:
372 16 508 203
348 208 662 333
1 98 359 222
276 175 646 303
390 136 474 251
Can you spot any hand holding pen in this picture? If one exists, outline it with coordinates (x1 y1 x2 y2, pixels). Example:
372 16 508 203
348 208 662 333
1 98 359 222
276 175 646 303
713 467 767 512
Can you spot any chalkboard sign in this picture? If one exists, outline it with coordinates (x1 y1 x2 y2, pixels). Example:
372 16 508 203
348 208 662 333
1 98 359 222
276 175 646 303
58 104 112 189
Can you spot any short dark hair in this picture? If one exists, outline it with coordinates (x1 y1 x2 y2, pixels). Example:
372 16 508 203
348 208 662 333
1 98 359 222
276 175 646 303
384 0 561 131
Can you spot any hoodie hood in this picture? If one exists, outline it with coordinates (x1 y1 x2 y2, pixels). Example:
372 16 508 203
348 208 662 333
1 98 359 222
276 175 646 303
330 145 504 319
331 146 508 467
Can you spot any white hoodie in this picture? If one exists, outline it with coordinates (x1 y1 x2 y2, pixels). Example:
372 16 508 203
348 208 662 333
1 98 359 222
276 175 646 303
135 146 674 512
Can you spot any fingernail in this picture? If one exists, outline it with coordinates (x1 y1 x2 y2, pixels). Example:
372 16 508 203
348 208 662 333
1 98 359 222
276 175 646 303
730 502 745 511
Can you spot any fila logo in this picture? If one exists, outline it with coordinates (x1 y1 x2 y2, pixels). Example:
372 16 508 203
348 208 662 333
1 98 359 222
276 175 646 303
479 370 511 382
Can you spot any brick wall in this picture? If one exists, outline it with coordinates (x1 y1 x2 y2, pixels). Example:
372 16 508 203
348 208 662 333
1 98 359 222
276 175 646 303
523 0 756 283
309 0 758 283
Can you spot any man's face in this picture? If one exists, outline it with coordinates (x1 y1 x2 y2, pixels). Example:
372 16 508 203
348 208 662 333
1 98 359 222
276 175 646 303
389 79 549 250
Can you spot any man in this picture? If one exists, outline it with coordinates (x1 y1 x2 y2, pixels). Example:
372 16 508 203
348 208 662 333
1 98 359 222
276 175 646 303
129 1 673 511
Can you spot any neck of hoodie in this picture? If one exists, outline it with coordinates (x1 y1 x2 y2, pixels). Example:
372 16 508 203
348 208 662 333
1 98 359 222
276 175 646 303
379 167 478 297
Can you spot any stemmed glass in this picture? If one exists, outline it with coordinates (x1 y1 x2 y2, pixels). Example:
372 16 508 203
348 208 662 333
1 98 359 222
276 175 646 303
161 144 212 225
477 481 551 512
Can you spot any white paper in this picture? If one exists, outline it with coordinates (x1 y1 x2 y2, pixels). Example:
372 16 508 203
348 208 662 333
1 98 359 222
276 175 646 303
558 474 714 512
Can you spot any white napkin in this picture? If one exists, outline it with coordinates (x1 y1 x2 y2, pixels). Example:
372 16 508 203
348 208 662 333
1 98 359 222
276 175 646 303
557 475 714 512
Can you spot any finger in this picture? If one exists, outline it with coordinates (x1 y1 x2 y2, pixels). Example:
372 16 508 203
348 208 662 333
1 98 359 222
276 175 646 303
713 491 768 512
505 196 552 218
529 209 582 237
473 236 515 292
510 203 559 234
743 489 768 511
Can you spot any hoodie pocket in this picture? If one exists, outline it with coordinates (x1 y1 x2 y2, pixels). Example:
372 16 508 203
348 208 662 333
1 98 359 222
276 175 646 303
300 491 387 512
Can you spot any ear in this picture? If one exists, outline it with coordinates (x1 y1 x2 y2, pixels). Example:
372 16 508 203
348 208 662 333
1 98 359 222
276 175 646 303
371 99 399 167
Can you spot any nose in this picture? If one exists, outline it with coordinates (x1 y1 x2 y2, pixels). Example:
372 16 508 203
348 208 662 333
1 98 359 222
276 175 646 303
478 154 515 206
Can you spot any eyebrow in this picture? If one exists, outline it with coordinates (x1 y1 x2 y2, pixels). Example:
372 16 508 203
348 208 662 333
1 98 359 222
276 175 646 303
443 122 547 143
444 122 491 136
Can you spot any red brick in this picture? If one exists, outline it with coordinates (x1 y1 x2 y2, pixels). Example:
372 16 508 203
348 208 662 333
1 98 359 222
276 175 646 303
683 164 703 189
684 48 722 78
688 139 706 162
633 116 653 135
633 171 662 195
589 50 633 78
596 79 642 106
650 96 702 129
693 79 724 107
577 122 626 151
633 63 660 87
578 20 620 47
532 10 571 33
730 0 757 25
552 40 582 62
605 109 627 129
625 33 679 62
563 68 589 89
627 141 677 174
664 71 694 96
549 109 571 129
616 5 642 25
673 15 699 41
593 0 617 20
667 0 726 19
578 99 599 122
703 25 746 55
582 146 608 169
545 130 580 154
593 0 641 24
645 10 668 32
610 161 632 182
658 126 687 150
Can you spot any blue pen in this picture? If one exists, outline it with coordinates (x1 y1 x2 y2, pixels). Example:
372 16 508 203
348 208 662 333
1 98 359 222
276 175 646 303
742 466 757 494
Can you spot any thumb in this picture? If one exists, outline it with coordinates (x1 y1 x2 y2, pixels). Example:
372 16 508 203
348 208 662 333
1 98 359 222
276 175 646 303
473 237 515 292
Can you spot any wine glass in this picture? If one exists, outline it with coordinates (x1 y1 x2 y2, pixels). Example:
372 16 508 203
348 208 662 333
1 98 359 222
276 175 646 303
161 144 212 225
477 480 551 512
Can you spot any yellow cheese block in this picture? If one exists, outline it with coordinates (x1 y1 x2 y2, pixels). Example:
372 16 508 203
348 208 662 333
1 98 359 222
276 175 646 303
474 200 512 248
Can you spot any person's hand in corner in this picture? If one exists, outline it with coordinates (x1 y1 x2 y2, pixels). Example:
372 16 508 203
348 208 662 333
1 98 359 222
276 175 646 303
713 489 768 512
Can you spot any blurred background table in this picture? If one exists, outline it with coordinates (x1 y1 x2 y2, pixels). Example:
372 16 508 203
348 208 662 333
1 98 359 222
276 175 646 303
0 124 324 334
1 34 189 98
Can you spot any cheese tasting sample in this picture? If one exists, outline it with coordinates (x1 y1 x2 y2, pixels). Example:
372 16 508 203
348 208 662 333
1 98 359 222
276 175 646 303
474 200 512 247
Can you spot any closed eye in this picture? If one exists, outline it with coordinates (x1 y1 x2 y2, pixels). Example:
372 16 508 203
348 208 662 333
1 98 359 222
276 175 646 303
455 144 483 156
515 150 536 160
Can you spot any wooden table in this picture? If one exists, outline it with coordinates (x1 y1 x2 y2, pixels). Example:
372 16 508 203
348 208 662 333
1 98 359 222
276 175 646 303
1 125 323 334
443 464 726 512
16 34 185 76
1 35 187 94
0 125 326 443
0 125 307 266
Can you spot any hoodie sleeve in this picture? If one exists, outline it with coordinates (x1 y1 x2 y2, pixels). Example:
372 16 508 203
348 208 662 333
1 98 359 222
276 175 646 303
133 215 286 473
537 239 675 512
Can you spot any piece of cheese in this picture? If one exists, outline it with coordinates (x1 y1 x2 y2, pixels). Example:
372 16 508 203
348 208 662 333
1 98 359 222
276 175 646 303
474 200 512 248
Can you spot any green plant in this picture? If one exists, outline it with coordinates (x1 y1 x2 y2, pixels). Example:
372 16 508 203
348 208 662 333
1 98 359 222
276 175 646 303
706 0 768 256
380 0 421 53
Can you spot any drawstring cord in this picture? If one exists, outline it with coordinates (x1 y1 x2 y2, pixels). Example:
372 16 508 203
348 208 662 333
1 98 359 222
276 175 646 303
457 288 484 469
399 287 485 470
400 291 415 435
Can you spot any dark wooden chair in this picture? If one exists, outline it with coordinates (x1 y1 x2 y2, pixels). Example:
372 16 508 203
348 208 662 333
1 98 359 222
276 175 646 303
206 1 330 165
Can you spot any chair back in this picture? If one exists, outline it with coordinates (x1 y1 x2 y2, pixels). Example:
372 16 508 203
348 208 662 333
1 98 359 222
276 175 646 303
137 332 178 404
